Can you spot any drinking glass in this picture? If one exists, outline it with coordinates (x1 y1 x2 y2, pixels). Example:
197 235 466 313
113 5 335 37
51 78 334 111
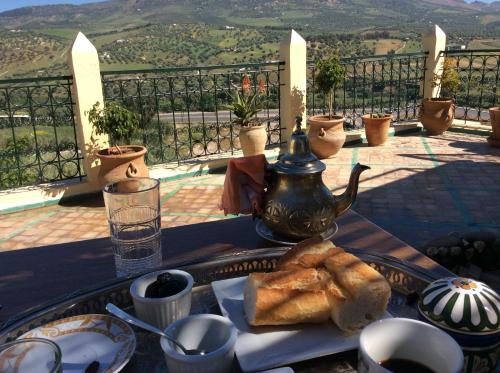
0 338 62 373
103 177 162 277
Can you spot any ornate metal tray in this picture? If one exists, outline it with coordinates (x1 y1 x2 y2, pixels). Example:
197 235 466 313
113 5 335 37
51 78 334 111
0 247 440 373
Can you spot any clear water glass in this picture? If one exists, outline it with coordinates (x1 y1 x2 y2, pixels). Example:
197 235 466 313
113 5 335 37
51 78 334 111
103 178 162 277
0 338 62 373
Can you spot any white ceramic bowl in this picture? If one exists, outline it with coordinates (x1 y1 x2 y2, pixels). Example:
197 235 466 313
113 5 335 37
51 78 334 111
160 314 237 373
130 269 193 330
358 317 464 373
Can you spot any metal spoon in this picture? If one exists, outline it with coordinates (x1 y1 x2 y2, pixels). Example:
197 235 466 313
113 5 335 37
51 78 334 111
106 303 206 355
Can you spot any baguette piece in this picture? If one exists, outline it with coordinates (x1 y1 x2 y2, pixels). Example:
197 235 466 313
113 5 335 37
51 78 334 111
324 251 391 333
243 268 341 326
276 237 343 271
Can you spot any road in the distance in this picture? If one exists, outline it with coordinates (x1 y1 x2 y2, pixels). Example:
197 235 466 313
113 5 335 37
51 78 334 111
156 106 488 124
157 109 278 123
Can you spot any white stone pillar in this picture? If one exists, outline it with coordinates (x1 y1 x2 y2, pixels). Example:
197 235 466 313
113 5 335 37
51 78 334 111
68 32 109 187
422 25 447 100
279 30 307 154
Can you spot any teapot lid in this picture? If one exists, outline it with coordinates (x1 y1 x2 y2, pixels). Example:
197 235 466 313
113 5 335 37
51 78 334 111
274 116 325 174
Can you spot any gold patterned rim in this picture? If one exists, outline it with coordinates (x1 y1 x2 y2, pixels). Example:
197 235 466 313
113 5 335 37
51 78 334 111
18 314 136 373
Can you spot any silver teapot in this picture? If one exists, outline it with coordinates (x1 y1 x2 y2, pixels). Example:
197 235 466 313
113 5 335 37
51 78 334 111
261 117 370 240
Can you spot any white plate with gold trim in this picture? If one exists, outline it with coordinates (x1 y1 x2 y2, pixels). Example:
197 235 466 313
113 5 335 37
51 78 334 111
19 314 136 373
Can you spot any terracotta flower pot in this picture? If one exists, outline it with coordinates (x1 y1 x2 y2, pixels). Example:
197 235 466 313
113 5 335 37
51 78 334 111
96 145 149 188
488 107 500 148
420 98 455 135
307 115 346 159
239 125 267 156
362 114 391 146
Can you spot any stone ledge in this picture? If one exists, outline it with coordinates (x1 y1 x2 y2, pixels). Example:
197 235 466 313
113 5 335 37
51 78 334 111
0 148 280 214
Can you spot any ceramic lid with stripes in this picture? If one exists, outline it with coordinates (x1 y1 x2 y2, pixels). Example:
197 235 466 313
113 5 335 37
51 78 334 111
418 277 500 335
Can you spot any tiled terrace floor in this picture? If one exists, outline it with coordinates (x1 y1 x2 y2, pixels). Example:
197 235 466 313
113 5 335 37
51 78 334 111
1 130 499 252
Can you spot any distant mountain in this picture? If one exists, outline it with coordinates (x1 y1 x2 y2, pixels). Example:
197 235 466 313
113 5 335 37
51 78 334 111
0 0 499 35
423 0 500 11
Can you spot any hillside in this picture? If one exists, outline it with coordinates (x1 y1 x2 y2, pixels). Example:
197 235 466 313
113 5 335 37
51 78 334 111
0 0 499 78
1 0 499 33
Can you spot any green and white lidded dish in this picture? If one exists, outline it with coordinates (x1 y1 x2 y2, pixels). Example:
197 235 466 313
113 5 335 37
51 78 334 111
418 277 500 373
418 277 499 335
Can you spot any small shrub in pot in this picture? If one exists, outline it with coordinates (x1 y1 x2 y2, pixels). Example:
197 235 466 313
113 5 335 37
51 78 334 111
87 101 149 187
308 54 347 158
420 58 460 135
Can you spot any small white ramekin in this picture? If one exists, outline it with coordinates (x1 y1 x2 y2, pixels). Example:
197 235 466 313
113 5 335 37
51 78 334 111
160 314 237 373
130 269 193 330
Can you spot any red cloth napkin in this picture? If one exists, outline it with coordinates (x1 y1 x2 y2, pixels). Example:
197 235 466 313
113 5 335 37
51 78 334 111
220 154 266 216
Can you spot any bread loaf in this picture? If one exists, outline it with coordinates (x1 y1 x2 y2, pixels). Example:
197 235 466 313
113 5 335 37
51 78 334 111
324 252 391 333
276 237 342 271
243 268 340 326
243 238 391 332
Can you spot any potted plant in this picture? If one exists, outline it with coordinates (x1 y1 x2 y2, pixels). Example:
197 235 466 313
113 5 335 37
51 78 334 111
227 75 267 156
362 112 392 146
87 101 149 187
488 106 500 148
308 54 346 159
420 58 460 135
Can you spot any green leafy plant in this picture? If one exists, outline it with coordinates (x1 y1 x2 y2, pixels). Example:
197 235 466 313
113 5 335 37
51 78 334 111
0 136 38 189
369 112 391 119
435 58 461 99
226 75 265 127
87 101 139 153
315 54 345 119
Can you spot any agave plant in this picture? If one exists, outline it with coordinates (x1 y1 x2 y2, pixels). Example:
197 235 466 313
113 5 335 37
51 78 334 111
227 75 266 127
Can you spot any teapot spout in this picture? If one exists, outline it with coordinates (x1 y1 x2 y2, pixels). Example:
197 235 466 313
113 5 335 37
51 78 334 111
333 163 370 217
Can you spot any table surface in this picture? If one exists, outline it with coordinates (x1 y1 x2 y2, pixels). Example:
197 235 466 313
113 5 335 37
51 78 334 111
0 210 451 324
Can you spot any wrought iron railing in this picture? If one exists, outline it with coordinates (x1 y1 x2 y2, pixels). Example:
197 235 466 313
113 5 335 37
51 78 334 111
441 49 499 124
307 52 428 130
0 76 84 191
101 62 283 166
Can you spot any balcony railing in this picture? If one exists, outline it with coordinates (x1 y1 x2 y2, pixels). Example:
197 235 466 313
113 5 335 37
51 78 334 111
101 62 283 166
307 52 428 130
441 49 500 124
0 76 85 191
0 48 498 192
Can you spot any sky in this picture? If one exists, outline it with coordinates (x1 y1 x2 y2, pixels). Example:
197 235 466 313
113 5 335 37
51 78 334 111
0 0 497 12
0 0 106 12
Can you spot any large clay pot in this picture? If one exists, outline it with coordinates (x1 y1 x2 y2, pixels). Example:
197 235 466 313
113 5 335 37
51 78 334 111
362 114 391 146
96 145 149 188
420 98 455 135
307 115 346 159
239 125 267 156
488 107 500 148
